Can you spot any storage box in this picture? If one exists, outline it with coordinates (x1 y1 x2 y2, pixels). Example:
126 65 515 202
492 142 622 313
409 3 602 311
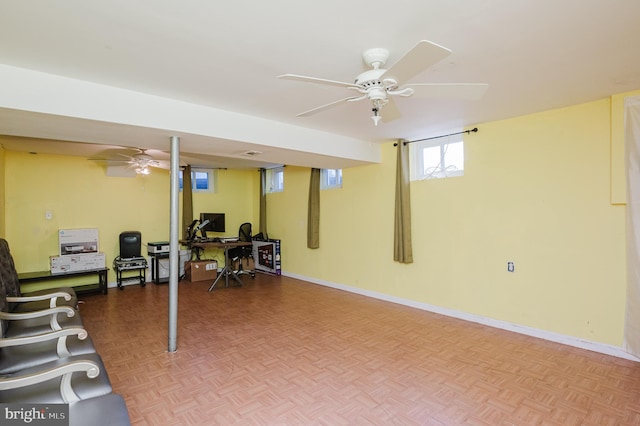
252 239 281 275
232 256 255 272
187 260 217 282
58 228 99 256
154 250 191 280
51 252 106 273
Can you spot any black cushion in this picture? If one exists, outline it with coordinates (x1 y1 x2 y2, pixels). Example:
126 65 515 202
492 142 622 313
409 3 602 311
14 287 79 311
69 393 131 426
0 353 113 404
0 239 22 303
3 309 84 338
0 334 96 374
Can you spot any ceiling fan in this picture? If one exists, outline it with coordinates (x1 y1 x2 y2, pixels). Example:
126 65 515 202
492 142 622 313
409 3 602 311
278 40 488 125
119 149 160 175
91 148 162 175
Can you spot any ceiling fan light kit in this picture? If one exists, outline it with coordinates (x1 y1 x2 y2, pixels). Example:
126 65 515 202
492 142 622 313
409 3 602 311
135 166 151 175
131 152 159 174
279 40 488 125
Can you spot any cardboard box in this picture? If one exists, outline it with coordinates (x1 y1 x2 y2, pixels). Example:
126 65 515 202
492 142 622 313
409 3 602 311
232 256 254 272
154 249 191 280
58 228 99 256
187 260 217 282
252 240 281 275
51 252 106 273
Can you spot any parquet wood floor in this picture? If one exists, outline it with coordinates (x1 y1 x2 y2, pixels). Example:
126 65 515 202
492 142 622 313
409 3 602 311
78 274 640 425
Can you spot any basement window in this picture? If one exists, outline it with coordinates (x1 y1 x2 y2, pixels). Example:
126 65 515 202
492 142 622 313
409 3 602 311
179 168 216 193
267 167 284 193
411 137 464 181
321 169 342 190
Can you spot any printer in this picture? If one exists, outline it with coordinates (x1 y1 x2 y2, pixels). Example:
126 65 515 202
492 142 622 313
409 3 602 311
148 241 170 255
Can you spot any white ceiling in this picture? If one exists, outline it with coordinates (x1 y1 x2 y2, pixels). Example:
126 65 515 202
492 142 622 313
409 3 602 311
1 0 639 170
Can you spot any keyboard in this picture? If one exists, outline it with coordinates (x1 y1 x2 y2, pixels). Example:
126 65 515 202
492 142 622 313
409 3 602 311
195 238 222 243
219 237 239 243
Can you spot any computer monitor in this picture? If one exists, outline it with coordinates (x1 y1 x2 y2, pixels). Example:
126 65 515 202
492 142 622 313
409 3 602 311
199 213 225 235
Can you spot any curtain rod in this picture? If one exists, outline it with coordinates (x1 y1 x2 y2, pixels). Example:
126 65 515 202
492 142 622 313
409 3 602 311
258 165 286 171
180 165 227 170
393 127 478 146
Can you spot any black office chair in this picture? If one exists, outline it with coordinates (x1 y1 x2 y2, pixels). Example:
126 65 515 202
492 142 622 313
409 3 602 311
229 223 255 278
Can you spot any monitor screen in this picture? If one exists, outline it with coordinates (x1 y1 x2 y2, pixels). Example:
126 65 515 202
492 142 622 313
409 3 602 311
199 213 225 234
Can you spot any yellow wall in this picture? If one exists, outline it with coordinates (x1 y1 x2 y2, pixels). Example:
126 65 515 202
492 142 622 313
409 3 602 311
190 168 258 263
268 97 627 346
0 146 5 237
3 152 258 281
1 93 633 347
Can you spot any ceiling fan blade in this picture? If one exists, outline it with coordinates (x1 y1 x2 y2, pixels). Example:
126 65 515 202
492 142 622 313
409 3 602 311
383 40 452 83
88 157 129 163
296 96 363 117
113 152 134 160
405 83 489 100
278 74 359 89
382 97 402 123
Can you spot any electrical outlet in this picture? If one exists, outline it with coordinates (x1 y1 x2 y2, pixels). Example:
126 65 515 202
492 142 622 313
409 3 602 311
507 261 515 272
45 210 53 220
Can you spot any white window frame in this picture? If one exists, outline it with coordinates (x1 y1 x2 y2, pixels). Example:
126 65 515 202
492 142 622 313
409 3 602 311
180 168 216 193
410 137 464 181
320 168 342 190
266 167 284 193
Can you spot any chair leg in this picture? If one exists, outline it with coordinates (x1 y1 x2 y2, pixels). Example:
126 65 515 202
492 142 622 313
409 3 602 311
235 256 254 278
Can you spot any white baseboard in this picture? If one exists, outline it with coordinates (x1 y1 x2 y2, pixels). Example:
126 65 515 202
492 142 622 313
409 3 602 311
107 280 148 289
282 271 640 362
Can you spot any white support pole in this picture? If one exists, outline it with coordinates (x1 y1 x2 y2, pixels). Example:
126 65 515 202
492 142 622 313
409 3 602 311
168 136 180 352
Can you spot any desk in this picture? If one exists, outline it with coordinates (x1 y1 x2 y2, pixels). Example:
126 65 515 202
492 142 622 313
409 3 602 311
18 268 109 295
188 241 252 291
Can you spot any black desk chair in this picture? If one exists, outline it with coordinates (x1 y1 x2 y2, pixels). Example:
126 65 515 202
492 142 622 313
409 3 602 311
229 223 255 278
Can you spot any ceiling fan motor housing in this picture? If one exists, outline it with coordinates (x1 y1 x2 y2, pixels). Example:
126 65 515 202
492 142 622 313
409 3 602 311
134 153 153 161
355 68 385 86
354 69 399 105
367 87 387 102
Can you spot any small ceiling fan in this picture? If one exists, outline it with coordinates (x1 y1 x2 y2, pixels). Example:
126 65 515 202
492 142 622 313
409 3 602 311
126 150 160 175
278 40 488 125
91 148 162 175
